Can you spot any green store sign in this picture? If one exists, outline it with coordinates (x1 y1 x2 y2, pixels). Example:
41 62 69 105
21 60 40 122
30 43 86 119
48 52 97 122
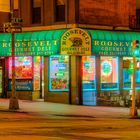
0 29 66 56
1 40 59 56
0 29 140 56
88 30 140 57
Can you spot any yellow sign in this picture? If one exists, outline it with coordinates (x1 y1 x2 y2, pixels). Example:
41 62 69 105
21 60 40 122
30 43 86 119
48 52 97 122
61 28 91 55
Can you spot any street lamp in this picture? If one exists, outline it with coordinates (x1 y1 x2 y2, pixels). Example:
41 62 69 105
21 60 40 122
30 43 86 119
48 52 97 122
3 18 22 110
129 40 139 118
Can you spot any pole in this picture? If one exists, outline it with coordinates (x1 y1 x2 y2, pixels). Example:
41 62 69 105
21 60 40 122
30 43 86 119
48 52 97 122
11 31 15 97
9 30 19 110
129 56 138 117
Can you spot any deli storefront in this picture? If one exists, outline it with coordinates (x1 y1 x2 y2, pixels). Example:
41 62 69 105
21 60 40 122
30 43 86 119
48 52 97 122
0 28 140 107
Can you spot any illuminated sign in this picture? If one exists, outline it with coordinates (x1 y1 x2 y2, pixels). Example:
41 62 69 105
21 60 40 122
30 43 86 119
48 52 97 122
92 40 133 56
61 28 91 55
1 29 140 56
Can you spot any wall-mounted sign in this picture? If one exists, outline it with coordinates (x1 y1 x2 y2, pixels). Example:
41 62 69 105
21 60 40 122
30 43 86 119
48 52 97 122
0 40 59 56
0 29 66 56
61 28 91 55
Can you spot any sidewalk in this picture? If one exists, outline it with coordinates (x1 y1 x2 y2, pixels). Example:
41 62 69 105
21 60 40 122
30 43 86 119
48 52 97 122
0 98 139 119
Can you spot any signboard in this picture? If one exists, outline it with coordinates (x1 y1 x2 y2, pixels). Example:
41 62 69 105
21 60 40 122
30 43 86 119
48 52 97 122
8 79 32 91
61 28 91 55
1 29 140 57
92 40 133 56
0 40 59 56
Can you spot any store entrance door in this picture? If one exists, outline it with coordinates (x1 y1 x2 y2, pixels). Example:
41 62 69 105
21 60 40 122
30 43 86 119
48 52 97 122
82 56 96 106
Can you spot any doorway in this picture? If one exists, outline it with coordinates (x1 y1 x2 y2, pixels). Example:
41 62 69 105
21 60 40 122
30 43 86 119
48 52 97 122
82 56 96 105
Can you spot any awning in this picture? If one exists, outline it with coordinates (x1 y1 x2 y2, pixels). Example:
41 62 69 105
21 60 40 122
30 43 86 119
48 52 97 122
88 30 140 41
0 29 67 56
0 28 140 57
87 30 140 56
14 29 67 41
0 33 11 41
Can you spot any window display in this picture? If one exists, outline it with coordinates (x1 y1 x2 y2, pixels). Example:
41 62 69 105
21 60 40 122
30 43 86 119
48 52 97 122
8 56 33 91
82 56 96 106
101 56 119 90
49 55 69 91
82 56 96 90
9 56 32 79
123 57 140 89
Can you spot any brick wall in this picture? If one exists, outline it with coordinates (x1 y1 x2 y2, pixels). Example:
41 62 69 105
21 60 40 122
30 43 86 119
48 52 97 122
0 12 10 27
79 0 136 27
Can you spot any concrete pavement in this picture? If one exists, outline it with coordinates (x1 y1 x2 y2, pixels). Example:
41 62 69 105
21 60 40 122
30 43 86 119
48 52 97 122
0 98 140 119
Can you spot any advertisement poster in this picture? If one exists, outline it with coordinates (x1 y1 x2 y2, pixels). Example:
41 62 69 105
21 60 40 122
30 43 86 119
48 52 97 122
9 56 32 79
101 57 119 90
49 55 69 91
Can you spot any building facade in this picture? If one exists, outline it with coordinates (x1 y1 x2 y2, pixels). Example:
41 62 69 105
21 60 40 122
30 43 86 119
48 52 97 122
0 0 140 107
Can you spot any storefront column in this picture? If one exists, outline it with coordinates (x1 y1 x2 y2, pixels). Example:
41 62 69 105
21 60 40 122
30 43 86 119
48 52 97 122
96 56 101 98
70 56 81 105
119 57 123 94
44 57 49 101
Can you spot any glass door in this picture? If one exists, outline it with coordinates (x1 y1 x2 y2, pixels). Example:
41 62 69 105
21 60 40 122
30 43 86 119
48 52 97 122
82 56 96 105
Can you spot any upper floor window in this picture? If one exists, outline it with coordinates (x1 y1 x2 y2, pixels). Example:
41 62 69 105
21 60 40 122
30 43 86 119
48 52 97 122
55 0 66 22
13 0 19 17
31 0 41 24
136 0 140 26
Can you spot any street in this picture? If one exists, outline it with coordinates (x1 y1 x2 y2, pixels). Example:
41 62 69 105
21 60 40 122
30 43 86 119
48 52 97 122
0 99 140 140
0 111 140 140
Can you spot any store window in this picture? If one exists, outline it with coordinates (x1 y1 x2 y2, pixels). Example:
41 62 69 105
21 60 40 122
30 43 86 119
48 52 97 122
123 57 140 89
82 56 96 106
13 0 19 17
31 0 42 24
49 55 69 91
100 56 119 90
55 0 66 22
82 56 96 91
8 56 33 91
